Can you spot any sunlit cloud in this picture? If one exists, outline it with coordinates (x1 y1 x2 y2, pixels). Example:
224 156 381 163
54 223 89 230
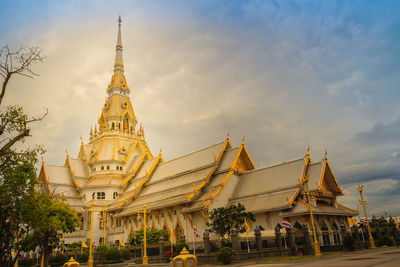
1 0 400 215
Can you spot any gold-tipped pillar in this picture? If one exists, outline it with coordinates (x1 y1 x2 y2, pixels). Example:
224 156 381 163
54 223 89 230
303 176 322 257
357 185 375 249
136 203 150 265
88 200 95 267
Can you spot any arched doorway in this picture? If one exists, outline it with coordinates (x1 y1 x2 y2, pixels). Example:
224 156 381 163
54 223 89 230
321 222 330 245
175 223 183 243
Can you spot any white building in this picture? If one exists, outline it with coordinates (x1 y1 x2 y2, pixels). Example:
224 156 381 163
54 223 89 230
39 17 357 248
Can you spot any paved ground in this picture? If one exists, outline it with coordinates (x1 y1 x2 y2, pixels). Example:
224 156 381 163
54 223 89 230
223 247 400 267
94 247 400 266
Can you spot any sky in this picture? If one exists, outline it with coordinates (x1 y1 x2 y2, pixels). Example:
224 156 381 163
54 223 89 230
1 0 400 216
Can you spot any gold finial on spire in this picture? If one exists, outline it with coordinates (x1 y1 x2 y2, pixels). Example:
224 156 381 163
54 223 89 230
118 15 121 26
159 147 162 156
65 148 69 157
241 135 245 145
227 130 230 139
306 143 310 157
324 146 327 160
90 126 93 137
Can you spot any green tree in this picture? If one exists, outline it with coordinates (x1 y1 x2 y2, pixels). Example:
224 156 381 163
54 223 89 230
21 193 80 267
206 203 255 244
0 45 46 267
128 228 169 245
0 152 38 266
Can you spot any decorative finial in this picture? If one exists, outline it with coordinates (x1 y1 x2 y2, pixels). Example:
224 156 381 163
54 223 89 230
241 135 245 145
324 146 327 160
65 148 69 157
227 130 230 138
306 143 310 155
159 147 162 156
357 184 363 193
90 126 93 137
118 15 121 26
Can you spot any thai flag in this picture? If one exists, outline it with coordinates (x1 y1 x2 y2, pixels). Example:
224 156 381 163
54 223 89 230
360 218 367 225
282 220 291 229
193 226 200 238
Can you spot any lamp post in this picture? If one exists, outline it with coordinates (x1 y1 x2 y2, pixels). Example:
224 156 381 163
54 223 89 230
301 175 322 257
85 200 105 267
136 203 150 265
99 206 109 245
357 185 375 249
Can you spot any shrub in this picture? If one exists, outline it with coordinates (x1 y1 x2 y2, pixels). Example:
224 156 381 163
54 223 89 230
19 257 34 267
175 243 189 254
105 247 122 261
382 236 395 246
164 250 176 261
95 245 108 261
343 234 356 251
216 247 235 265
67 241 83 251
77 253 88 263
49 254 67 266
121 248 130 260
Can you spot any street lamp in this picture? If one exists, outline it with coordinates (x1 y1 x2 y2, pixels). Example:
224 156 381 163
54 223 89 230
357 185 375 249
136 203 150 265
99 207 109 245
85 200 105 267
300 175 322 257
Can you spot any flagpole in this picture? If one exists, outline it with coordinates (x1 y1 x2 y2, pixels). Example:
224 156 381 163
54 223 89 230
170 229 173 257
246 236 250 253
284 229 287 249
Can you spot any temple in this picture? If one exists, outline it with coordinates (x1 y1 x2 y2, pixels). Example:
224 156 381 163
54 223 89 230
39 17 357 248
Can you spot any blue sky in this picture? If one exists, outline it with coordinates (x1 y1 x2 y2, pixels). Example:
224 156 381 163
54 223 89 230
1 0 400 216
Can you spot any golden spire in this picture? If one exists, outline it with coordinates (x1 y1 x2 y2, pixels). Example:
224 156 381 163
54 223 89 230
90 126 93 137
114 15 124 73
108 16 129 94
94 124 97 134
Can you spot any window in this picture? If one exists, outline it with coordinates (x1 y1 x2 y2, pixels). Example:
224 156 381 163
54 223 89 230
92 193 95 199
116 218 122 227
97 192 105 199
116 166 119 170
161 212 164 218
174 210 177 215
120 166 123 170
101 166 104 170
79 214 84 230
113 192 118 199
112 122 115 130
107 166 110 170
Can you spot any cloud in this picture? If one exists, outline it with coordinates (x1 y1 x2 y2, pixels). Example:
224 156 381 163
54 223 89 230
1 0 400 215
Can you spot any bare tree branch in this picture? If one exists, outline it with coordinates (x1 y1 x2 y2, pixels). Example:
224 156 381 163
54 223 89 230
0 108 48 157
0 46 45 106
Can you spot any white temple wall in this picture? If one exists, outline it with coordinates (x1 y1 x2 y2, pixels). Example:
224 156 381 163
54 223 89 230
208 174 239 210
